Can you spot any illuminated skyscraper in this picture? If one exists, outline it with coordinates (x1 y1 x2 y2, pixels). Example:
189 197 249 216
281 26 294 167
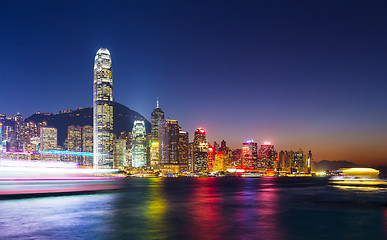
214 151 228 172
113 139 127 168
258 142 277 169
40 126 58 161
241 140 257 169
63 125 93 164
192 128 208 172
82 125 93 165
178 131 189 171
159 119 180 165
151 98 164 142
117 131 132 167
306 150 314 174
230 148 242 167
64 126 82 163
207 146 215 172
278 150 289 171
150 141 160 168
132 120 146 168
93 48 113 168
294 149 304 173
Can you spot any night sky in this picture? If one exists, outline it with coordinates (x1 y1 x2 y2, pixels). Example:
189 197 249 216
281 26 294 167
1 1 386 165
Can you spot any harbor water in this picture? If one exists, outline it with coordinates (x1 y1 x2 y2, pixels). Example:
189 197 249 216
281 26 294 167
1 177 387 240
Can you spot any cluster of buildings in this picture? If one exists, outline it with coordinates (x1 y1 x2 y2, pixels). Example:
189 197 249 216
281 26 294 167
0 114 93 163
0 48 315 175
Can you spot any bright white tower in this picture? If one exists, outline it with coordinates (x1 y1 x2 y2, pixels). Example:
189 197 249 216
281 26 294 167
132 121 146 168
93 48 113 168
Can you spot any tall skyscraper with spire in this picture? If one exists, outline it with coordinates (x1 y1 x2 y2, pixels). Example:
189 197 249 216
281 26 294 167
93 48 113 168
150 98 164 142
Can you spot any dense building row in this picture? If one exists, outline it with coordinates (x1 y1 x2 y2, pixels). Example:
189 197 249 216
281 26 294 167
0 48 315 174
0 111 315 173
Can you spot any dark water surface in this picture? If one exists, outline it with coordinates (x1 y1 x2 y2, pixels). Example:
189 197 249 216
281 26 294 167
1 177 387 240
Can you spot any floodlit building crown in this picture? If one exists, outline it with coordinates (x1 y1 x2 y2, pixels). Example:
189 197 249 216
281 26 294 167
96 48 110 55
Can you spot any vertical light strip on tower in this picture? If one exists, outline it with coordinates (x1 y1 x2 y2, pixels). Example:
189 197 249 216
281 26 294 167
93 48 113 168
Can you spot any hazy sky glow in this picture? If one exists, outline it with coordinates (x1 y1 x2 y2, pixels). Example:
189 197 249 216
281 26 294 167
1 1 386 165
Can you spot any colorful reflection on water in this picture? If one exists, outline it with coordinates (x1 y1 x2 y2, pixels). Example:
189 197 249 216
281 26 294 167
144 178 169 239
1 177 387 240
186 178 223 239
256 178 285 240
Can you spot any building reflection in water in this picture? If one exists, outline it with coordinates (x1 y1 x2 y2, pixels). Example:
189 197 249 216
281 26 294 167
185 178 224 239
109 178 170 240
182 177 287 239
144 178 169 239
231 177 286 240
255 178 286 240
233 178 257 238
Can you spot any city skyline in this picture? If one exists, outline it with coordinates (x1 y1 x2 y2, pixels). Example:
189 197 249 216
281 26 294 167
1 1 386 165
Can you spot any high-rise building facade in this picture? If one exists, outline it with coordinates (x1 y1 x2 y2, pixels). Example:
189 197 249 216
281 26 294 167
159 119 180 165
278 150 288 171
113 139 127 168
278 149 308 173
207 146 215 172
178 131 189 170
82 125 93 165
132 120 146 168
40 126 58 161
151 99 164 142
64 126 82 162
294 149 304 173
230 148 242 167
192 128 208 173
306 150 314 174
63 125 94 164
241 140 257 169
214 151 228 172
93 48 113 168
258 142 277 169
150 141 160 168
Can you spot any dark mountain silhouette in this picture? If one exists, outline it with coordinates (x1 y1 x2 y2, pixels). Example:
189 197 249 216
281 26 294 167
25 102 150 146
315 160 361 171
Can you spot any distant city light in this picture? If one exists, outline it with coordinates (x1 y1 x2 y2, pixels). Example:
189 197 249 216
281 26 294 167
246 139 254 143
263 142 271 145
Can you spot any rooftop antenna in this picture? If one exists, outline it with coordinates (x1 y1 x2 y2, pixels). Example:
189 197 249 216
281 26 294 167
156 97 159 108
